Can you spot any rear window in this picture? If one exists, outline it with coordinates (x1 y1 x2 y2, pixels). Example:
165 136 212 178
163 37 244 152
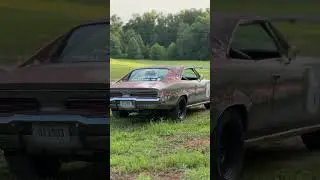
57 23 108 63
128 68 169 81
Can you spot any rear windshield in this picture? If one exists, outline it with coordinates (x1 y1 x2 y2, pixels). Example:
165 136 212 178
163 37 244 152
57 23 108 63
128 68 169 81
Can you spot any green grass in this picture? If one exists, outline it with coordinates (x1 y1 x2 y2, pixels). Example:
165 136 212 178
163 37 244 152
110 59 210 179
110 59 210 81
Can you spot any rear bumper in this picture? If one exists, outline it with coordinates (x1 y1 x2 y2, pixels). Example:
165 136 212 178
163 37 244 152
110 97 175 110
0 115 109 156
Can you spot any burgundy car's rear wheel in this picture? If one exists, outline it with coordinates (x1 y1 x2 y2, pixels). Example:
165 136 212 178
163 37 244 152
111 110 129 118
169 97 187 120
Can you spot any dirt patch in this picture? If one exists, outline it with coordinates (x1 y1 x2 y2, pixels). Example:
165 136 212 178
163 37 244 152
111 170 184 180
163 136 176 141
182 137 210 149
111 172 136 180
155 170 184 180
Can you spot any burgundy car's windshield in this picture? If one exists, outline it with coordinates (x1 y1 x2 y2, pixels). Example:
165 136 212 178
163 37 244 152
57 23 108 63
128 68 169 81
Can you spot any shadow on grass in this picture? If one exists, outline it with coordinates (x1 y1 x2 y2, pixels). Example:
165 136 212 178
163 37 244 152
37 162 108 180
242 137 320 179
112 106 208 129
244 139 307 168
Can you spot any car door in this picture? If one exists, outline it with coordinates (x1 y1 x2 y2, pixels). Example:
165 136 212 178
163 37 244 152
266 21 308 133
227 21 290 137
192 68 209 102
182 68 199 104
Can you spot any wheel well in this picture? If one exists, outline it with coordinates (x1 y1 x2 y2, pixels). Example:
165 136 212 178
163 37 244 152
225 104 248 132
180 95 188 103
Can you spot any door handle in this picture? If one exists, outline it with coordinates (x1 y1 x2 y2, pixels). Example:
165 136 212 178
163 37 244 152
272 74 281 84
272 74 281 80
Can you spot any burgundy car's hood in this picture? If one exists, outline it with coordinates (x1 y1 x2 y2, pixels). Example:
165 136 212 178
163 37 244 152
111 80 176 90
1 63 109 84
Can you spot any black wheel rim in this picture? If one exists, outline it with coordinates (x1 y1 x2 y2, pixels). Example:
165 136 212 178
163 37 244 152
218 137 234 180
177 101 186 119
217 121 240 180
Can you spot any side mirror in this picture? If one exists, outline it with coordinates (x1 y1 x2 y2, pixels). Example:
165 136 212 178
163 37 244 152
199 75 204 80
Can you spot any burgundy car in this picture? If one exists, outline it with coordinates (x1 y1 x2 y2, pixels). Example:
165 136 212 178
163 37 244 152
0 18 109 179
211 13 320 180
110 66 210 120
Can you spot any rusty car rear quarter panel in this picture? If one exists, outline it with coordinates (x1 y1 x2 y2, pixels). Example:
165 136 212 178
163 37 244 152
211 13 320 143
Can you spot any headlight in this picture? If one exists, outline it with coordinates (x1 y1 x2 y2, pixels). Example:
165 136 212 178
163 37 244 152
159 91 171 102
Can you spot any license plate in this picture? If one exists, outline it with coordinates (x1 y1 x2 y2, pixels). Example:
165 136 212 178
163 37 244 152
32 124 70 144
119 101 135 108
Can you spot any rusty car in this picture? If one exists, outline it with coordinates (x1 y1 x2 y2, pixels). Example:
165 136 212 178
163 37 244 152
0 18 109 179
110 66 210 120
211 13 320 180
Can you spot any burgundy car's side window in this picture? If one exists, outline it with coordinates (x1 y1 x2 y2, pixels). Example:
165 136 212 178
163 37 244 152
229 23 282 60
182 68 199 80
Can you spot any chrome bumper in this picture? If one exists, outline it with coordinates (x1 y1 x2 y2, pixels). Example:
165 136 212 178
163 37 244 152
110 97 160 102
110 97 174 110
0 115 109 153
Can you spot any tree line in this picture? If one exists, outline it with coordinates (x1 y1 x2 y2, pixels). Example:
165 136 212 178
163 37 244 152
110 8 210 60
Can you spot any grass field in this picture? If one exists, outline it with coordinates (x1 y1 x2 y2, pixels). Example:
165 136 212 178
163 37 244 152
110 59 210 179
110 59 210 80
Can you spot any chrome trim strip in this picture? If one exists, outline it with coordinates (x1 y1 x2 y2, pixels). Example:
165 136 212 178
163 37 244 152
110 97 160 102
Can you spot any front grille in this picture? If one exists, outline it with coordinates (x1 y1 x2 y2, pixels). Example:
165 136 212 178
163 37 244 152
0 98 40 113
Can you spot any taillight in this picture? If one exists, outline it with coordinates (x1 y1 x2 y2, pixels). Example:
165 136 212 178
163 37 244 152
65 98 108 114
0 98 40 113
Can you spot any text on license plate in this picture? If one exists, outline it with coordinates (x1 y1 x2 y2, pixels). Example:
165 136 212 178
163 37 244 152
119 101 134 108
32 125 70 143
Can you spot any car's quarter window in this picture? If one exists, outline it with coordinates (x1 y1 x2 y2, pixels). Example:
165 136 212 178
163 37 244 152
229 22 282 60
128 68 169 81
182 68 199 80
53 23 108 63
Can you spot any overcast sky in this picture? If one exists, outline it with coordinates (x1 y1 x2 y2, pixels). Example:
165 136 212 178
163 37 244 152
110 0 210 22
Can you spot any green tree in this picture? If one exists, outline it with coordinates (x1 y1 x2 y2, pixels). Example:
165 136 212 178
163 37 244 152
110 33 122 58
150 43 166 60
127 37 143 59
167 42 178 59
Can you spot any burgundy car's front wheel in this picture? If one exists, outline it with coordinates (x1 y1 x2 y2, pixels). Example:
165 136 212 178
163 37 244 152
169 97 187 120
204 103 210 109
111 110 129 118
